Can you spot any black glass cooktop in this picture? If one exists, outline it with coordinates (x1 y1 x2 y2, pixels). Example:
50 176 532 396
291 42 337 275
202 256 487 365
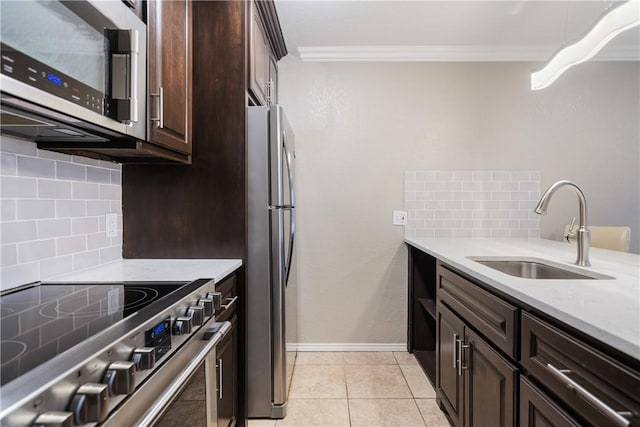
0 282 187 385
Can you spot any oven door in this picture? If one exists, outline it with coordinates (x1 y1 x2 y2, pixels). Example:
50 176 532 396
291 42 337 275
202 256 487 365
0 0 146 140
103 321 231 427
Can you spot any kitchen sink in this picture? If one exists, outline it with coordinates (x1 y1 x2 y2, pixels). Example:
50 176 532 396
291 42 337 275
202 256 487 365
468 257 614 280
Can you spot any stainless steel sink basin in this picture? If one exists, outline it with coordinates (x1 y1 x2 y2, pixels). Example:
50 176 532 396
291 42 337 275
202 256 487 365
468 257 614 280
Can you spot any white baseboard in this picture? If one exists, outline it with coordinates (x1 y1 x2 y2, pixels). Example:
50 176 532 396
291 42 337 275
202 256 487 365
287 343 407 352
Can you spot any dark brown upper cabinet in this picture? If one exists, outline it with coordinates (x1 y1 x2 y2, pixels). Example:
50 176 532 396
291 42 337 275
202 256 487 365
249 1 286 106
147 0 193 159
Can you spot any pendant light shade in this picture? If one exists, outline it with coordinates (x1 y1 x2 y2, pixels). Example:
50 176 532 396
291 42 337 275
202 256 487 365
531 0 640 90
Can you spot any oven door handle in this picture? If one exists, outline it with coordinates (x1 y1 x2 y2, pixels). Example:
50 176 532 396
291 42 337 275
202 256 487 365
135 322 231 427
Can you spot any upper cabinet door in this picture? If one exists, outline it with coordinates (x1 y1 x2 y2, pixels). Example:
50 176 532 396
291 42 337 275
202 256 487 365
148 0 192 155
250 2 270 106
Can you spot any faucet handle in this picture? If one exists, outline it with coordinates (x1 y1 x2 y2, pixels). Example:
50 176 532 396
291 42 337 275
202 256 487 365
564 217 577 243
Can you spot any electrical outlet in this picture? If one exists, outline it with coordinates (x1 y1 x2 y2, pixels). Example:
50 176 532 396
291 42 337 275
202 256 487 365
393 210 408 226
106 213 118 238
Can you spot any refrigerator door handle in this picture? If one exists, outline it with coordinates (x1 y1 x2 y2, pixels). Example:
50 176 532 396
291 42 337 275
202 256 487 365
285 208 295 286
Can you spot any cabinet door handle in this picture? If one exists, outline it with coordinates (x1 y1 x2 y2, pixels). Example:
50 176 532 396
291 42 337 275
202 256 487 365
457 339 470 377
150 86 164 128
546 364 631 427
452 334 459 369
217 358 223 399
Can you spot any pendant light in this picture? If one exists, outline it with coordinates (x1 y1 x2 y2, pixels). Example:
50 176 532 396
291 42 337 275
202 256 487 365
531 0 640 90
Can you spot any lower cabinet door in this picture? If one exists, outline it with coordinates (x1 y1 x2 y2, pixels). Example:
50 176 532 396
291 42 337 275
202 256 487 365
520 377 581 427
217 315 237 427
464 328 517 427
437 304 465 427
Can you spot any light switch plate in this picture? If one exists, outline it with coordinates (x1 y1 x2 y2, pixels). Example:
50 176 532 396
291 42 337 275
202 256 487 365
393 210 408 226
106 213 118 238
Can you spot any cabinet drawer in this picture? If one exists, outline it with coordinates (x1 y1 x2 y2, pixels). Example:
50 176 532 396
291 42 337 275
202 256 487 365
215 274 237 322
522 312 640 427
520 377 580 427
437 263 518 358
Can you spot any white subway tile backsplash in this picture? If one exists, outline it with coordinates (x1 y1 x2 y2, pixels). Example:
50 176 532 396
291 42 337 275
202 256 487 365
1 244 17 267
1 262 39 291
40 256 73 278
1 153 17 175
99 184 121 200
17 156 55 178
1 176 37 198
17 239 56 263
72 182 99 199
57 236 87 256
1 138 122 290
511 172 530 181
100 246 121 264
87 201 111 216
56 200 86 218
1 138 37 156
110 170 121 185
71 217 99 235
2 221 37 243
405 170 540 239
87 232 110 250
57 162 87 181
87 167 111 183
405 182 425 191
1 200 16 221
38 219 71 239
473 171 492 181
17 200 55 219
38 179 72 199
72 155 101 166
37 148 72 162
73 250 100 271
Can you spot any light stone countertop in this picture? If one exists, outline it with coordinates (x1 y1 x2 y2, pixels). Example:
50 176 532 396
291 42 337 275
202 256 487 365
405 237 640 360
47 259 242 284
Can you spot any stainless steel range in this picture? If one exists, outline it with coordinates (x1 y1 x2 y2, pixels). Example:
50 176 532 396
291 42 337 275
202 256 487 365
0 279 230 427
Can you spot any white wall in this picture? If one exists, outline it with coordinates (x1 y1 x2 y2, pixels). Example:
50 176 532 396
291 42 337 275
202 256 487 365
1 137 123 291
278 58 640 345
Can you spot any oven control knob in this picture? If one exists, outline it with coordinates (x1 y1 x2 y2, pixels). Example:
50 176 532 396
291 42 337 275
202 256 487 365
32 411 74 427
207 291 223 310
197 297 214 316
186 305 205 326
173 316 192 335
68 383 109 424
103 361 136 395
131 347 155 371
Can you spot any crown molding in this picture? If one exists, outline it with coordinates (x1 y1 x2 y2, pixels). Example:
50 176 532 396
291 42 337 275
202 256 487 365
296 45 640 62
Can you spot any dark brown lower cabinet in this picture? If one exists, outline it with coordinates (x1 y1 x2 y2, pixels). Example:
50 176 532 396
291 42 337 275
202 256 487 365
217 315 238 427
437 303 464 427
437 303 516 427
520 377 581 427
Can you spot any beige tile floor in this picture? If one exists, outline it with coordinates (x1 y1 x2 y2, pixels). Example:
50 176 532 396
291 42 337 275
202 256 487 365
248 351 451 427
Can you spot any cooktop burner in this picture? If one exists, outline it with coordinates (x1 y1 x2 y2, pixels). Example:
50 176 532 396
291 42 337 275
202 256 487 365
0 281 186 385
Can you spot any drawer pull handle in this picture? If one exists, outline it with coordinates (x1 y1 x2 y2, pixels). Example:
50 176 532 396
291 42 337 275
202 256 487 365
546 364 631 427
220 296 238 310
453 334 459 369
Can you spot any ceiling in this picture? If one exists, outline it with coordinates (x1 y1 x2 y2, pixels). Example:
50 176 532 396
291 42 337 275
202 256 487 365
273 0 640 61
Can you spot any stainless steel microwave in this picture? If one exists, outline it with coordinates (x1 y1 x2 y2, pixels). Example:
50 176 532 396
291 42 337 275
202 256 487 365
0 0 146 142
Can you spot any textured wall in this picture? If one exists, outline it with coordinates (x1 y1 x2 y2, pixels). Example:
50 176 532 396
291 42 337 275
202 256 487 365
1 137 123 291
278 58 640 345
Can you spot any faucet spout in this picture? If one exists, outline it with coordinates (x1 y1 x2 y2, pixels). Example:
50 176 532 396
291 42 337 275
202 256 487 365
534 180 591 267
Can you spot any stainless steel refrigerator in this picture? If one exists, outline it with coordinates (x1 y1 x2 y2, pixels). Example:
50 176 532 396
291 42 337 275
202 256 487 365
247 105 298 419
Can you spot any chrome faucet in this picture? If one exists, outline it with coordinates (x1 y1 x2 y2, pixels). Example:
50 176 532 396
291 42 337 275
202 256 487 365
534 180 591 267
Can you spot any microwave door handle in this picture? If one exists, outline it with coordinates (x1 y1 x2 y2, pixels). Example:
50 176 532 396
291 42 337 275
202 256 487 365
107 29 138 123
